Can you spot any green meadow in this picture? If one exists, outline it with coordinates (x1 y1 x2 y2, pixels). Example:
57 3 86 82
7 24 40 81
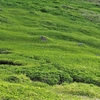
0 0 100 99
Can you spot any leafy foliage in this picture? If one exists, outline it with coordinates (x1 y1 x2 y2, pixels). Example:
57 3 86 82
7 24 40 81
0 0 100 99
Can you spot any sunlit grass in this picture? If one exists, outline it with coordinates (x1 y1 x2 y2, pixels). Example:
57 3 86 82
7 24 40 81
0 0 100 99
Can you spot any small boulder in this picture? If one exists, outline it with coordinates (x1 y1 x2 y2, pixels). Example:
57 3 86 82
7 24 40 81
40 36 47 41
78 42 84 46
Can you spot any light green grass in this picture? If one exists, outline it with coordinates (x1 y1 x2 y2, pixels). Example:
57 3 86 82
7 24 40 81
0 0 100 99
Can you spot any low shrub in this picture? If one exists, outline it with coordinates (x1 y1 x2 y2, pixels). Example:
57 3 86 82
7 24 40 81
6 75 20 83
28 70 73 85
68 69 100 86
6 75 31 84
16 65 73 85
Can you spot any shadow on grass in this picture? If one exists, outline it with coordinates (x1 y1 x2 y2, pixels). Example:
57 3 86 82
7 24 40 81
0 60 22 66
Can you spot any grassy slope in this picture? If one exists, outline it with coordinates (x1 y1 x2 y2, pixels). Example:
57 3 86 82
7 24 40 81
0 0 100 99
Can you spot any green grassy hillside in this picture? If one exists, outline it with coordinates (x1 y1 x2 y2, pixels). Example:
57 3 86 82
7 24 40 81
0 0 100 99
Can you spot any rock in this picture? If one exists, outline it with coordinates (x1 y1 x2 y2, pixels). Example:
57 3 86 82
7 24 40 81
40 36 47 41
78 42 84 46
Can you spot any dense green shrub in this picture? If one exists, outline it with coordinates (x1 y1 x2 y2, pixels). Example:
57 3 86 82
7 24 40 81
16 65 73 85
28 71 73 85
15 62 100 86
68 69 100 86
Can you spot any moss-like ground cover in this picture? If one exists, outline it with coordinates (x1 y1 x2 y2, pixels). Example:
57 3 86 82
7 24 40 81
0 0 100 99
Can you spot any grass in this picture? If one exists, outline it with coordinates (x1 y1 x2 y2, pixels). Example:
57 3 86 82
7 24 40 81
0 0 100 99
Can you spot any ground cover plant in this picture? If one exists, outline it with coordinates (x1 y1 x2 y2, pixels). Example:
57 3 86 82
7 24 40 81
0 0 100 99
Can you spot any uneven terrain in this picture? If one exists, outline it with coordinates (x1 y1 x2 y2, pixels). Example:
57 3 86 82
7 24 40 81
0 0 100 99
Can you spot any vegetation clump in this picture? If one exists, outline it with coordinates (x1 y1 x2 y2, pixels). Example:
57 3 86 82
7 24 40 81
0 0 100 99
6 74 31 84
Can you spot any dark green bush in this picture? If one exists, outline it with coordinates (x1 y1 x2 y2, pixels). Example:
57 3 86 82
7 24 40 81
6 75 20 83
26 70 73 85
15 63 100 86
68 69 100 86
16 65 73 85
40 8 48 13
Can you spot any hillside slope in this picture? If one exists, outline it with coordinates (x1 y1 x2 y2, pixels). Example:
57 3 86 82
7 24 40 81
0 0 100 99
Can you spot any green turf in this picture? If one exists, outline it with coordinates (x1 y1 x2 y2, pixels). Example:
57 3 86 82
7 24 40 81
0 0 100 99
